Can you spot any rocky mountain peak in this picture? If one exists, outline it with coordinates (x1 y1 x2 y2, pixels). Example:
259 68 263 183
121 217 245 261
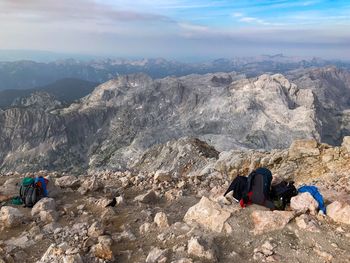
11 91 61 110
0 69 349 172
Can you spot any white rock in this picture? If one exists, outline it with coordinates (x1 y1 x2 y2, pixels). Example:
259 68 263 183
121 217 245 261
134 190 158 204
0 206 25 228
171 258 193 263
31 198 56 216
290 192 319 215
154 170 171 182
184 196 231 233
251 210 295 235
341 136 350 153
5 234 35 248
88 222 104 238
327 201 350 225
62 254 83 263
90 235 114 261
140 222 153 234
187 236 217 262
288 139 320 160
146 247 168 263
31 198 58 223
54 176 80 188
78 176 101 195
295 214 320 232
154 212 169 228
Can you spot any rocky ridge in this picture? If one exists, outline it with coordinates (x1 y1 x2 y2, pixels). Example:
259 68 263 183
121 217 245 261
0 67 349 173
1 137 350 262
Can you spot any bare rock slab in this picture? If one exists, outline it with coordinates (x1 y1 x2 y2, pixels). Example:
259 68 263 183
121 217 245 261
187 236 217 262
135 190 158 204
327 201 350 225
184 196 231 233
251 210 295 235
0 206 25 228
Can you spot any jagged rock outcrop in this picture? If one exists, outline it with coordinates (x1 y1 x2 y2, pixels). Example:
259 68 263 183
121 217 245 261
0 69 349 173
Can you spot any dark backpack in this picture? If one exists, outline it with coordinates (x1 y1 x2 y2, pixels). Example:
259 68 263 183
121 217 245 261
246 168 272 198
223 176 248 201
19 178 42 208
243 168 275 209
270 181 297 210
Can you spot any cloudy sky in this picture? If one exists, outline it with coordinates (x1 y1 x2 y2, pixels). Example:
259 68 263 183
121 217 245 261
0 0 349 60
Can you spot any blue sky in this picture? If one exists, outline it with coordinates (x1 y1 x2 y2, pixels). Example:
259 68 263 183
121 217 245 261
0 0 349 60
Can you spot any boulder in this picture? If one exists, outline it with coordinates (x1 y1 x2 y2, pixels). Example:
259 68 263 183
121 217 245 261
39 243 83 263
187 236 217 262
154 212 169 228
90 235 114 261
288 139 320 160
184 196 231 233
5 234 35 248
54 176 80 188
78 176 102 195
134 190 158 204
0 206 25 228
154 170 171 182
146 247 168 263
290 192 318 215
251 210 295 235
295 214 320 232
88 222 105 238
140 222 153 234
1 178 20 196
31 198 58 223
327 201 350 225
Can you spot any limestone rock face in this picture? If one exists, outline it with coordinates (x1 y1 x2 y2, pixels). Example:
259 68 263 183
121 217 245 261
290 192 319 215
342 136 350 153
0 206 25 228
288 139 320 160
327 201 350 225
251 210 295 235
2 69 348 173
184 196 231 233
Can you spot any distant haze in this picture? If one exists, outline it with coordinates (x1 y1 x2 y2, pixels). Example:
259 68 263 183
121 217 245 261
0 0 349 60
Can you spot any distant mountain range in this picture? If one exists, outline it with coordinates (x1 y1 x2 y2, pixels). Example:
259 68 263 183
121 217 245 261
1 55 349 91
0 66 349 173
0 78 99 108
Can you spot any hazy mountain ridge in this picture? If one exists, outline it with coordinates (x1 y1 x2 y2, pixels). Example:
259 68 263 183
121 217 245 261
0 78 99 109
1 55 349 91
0 67 349 173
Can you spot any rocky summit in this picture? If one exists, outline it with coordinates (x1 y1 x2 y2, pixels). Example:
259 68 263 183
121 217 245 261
0 67 350 173
1 137 350 262
0 67 350 262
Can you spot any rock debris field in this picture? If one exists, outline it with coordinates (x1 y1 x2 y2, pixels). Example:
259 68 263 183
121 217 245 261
1 137 350 262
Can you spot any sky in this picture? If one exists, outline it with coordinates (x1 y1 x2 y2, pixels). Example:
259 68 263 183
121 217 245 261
0 0 349 61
